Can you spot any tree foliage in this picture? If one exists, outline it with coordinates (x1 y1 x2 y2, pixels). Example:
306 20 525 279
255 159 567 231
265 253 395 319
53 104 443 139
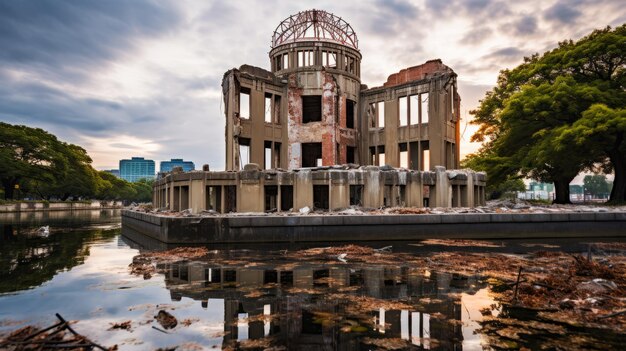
466 25 626 203
0 122 153 202
583 174 611 197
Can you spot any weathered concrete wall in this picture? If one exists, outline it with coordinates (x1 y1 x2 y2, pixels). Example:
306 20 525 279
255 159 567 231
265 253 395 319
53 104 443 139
154 166 486 214
361 63 460 171
122 209 626 244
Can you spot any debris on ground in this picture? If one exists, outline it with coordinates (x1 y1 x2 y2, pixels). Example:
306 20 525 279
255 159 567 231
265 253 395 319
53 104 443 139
133 197 626 218
0 313 115 350
121 241 626 349
128 247 212 279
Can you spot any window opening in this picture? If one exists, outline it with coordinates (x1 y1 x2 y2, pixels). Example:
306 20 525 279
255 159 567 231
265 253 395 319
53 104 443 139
421 93 429 124
239 89 250 118
302 96 322 123
399 96 408 126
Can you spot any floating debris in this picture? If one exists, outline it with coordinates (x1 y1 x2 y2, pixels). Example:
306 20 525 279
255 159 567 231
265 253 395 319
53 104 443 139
155 310 178 330
0 313 113 350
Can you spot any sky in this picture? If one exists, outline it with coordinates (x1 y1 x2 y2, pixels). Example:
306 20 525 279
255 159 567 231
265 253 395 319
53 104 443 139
1 0 624 171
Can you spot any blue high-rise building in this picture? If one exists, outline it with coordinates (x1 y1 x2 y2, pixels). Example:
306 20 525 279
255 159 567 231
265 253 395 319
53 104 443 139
103 169 120 178
160 158 195 173
119 157 155 182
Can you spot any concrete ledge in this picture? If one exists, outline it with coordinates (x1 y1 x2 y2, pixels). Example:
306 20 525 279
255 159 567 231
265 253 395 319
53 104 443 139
0 201 123 213
570 212 596 221
122 210 626 244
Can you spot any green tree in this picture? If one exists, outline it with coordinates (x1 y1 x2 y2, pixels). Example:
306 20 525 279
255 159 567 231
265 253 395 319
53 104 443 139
131 178 154 203
96 171 136 200
556 104 626 202
583 174 611 198
467 25 626 203
31 143 99 200
0 123 66 199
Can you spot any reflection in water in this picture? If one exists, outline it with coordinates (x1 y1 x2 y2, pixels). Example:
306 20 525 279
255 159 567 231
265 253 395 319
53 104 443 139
1 211 624 350
0 209 121 227
0 210 120 293
157 255 490 350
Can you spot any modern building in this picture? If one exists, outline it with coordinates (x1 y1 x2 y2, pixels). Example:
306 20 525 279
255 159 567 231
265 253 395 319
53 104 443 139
160 159 195 173
119 157 155 182
103 169 120 178
223 9 460 171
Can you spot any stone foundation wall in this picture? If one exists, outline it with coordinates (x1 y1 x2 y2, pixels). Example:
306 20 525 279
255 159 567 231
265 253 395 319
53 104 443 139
153 164 486 214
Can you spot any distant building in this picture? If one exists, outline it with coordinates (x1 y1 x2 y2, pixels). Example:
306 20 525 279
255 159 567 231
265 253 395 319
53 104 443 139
160 159 195 173
119 157 155 182
103 169 120 178
518 182 554 201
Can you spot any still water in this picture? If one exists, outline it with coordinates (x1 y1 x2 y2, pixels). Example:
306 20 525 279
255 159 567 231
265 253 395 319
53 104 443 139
0 210 619 350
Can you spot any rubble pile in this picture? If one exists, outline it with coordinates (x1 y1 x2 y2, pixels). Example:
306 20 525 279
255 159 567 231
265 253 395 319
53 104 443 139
132 198 626 218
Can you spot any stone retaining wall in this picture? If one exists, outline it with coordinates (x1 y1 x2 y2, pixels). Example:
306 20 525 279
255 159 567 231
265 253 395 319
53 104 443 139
0 201 123 213
122 210 626 244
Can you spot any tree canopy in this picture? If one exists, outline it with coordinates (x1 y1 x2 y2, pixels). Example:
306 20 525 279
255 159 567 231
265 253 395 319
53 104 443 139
0 122 153 202
464 24 626 203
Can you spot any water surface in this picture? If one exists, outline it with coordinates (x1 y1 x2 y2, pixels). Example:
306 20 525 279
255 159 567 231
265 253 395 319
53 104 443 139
0 210 621 350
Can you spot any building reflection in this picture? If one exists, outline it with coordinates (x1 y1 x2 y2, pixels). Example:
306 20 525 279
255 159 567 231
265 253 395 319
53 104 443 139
159 259 484 350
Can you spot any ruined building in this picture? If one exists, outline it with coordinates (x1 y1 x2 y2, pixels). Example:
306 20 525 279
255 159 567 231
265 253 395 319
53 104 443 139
152 10 485 213
223 9 460 171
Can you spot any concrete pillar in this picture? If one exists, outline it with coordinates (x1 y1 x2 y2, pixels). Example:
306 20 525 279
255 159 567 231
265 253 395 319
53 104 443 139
169 184 176 211
363 166 383 208
330 171 349 210
293 170 313 211
462 171 474 207
406 171 424 207
431 166 451 208
250 88 266 167
237 164 264 213
287 74 303 169
190 179 205 214
384 99 399 167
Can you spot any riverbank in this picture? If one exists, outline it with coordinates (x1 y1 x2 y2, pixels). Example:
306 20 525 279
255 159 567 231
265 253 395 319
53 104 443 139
0 200 123 213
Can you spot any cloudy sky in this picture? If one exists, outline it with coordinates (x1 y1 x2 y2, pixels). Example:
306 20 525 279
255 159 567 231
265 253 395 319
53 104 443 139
1 0 624 170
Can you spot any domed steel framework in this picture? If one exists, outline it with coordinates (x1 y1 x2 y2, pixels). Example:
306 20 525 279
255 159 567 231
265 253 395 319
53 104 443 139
271 9 358 49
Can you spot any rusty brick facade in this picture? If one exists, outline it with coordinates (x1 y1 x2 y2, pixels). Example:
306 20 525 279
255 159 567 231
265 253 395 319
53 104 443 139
223 10 460 172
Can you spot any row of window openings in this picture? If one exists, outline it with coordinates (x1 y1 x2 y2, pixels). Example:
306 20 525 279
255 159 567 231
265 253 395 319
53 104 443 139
171 183 427 214
240 91 355 129
238 140 281 170
241 92 439 128
274 50 357 74
371 146 431 170
240 141 355 169
239 90 282 124
302 95 356 128
370 93 430 129
263 184 364 211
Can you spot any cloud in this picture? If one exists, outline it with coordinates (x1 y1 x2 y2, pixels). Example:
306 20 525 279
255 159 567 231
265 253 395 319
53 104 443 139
544 1 582 24
0 0 181 82
425 0 450 15
0 0 623 169
462 0 493 12
461 27 493 45
485 47 525 60
514 15 538 35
